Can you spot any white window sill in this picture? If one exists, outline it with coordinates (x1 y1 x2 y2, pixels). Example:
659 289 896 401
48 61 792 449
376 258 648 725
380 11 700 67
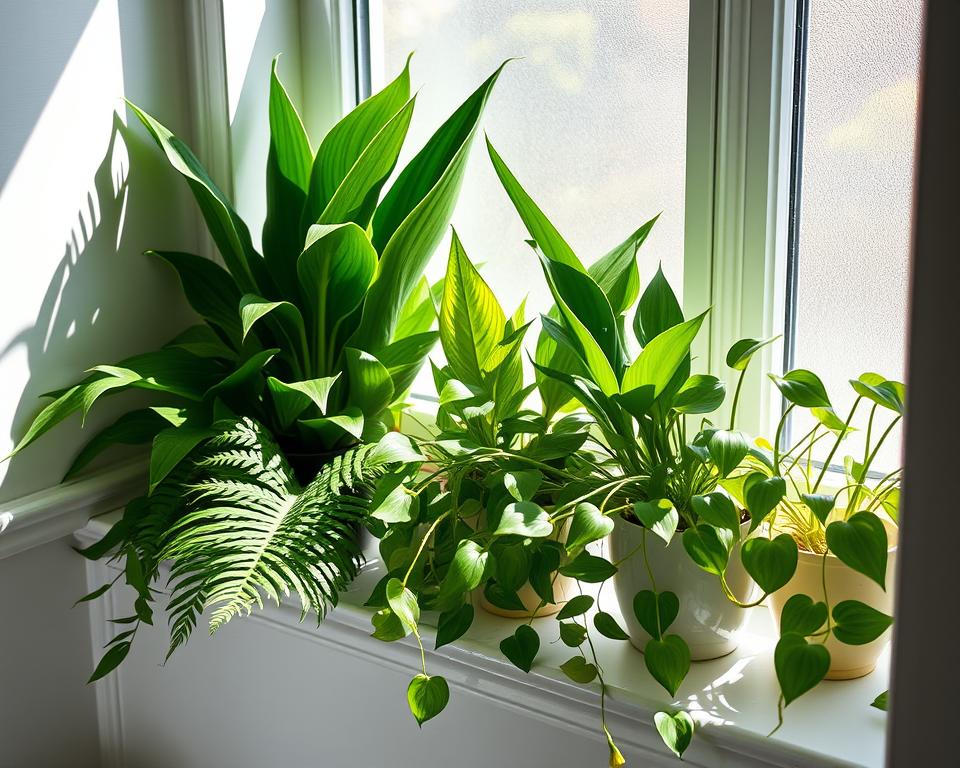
77 512 888 768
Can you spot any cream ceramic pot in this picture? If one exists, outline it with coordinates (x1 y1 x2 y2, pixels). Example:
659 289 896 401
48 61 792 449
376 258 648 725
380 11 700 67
768 523 897 680
610 516 757 660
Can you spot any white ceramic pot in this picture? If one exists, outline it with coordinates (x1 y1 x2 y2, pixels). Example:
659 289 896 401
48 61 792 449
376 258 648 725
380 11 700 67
768 522 897 680
610 516 757 660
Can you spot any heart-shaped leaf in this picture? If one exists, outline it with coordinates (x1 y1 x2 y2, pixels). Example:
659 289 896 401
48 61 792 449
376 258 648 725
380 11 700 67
779 594 828 637
654 710 695 759
726 335 778 371
560 655 598 684
645 634 691 696
529 547 561 604
672 374 726 414
559 621 587 647
499 624 540 673
494 501 553 538
775 634 830 705
850 373 904 414
407 673 449 726
556 594 594 620
633 499 679 545
503 469 543 502
801 493 836 526
708 429 750 477
594 611 630 640
740 534 798 593
493 543 531 593
433 540 490 610
435 604 474 650
682 525 732 575
386 578 420 635
565 502 614 554
832 600 893 645
691 492 740 532
769 369 832 408
371 608 406 642
746 476 786 532
633 590 680 639
483 582 526 612
826 512 888 589
558 553 617 583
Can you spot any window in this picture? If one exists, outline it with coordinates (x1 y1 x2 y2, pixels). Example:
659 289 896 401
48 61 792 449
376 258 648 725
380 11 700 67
784 0 922 469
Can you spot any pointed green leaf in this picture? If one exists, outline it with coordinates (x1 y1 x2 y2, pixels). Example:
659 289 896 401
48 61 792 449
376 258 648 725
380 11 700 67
493 501 553 538
769 369 832 408
589 215 658 314
88 641 131 683
779 594 828 636
148 426 210 493
434 540 490 610
633 500 679 546
634 264 683 346
594 611 630 640
645 634 690 696
386 577 420 635
565 502 614 554
708 429 750 478
556 595 594 621
266 374 341 428
775 634 830 705
435 604 474 650
726 335 779 371
872 690 889 711
682 525 732 576
344 348 394 417
740 534 797 593
560 655 598 683
558 552 617 583
826 512 889 589
832 600 893 645
407 673 449 726
850 373 905 415
64 408 177 480
802 493 836 526
673 374 725 414
499 624 540 672
559 622 587 648
633 589 680 640
691 493 740 532
654 710 694 759
745 475 786 531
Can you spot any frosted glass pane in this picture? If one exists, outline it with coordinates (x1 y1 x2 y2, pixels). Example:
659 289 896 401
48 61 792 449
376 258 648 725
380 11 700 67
373 0 689 392
790 0 921 470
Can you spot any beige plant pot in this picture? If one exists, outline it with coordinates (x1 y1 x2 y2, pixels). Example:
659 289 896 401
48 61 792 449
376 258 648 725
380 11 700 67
610 516 758 660
767 522 897 680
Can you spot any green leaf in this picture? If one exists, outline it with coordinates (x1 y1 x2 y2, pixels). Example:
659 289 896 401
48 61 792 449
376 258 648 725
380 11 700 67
299 407 365 443
439 230 506 386
151 250 243 344
560 655 598 683
559 553 618 583
344 348 395 417
769 369 832 408
205 349 277 399
871 690 889 711
691 492 740 532
775 634 830 705
304 55 411 225
435 604 474 650
682 525 732 576
493 501 553 538
88 641 131 683
499 624 540 672
559 622 587 647
745 475 786 531
263 57 313 295
483 582 526 612
634 264 683 346
832 600 893 645
529 546 561 605
826 512 889 589
266 375 341 428
654 710 694 759
64 407 177 480
850 373 905 415
708 429 750 478
556 594 594 620
594 611 630 640
407 673 449 727
149 426 211 493
355 64 506 352
386 578 420 636
368 473 417 524
503 470 543 502
740 534 798 593
371 608 406 642
565 502 614 554
633 500 679 546
368 431 425 466
801 493 836 526
434 540 490 610
589 216 658 313
645 634 690 696
378 331 440 397
633 589 680 640
726 335 779 371
619 312 708 417
394 276 438 339
493 544 531 593
779 594 828 636
673 374 725 414
74 582 113 606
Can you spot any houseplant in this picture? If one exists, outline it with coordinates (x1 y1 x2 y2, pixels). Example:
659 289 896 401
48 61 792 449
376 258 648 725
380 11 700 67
7 55 506 678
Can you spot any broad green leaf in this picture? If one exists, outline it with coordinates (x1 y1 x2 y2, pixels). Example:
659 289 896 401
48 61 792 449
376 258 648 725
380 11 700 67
740 534 797 593
560 655 598 683
708 429 750 478
565 502 615 554
367 431 425 466
503 470 542 502
127 101 263 293
440 230 506 385
775 634 830 705
779 594 828 636
64 407 179 480
299 407 365 444
746 475 786 531
483 582 527 612
494 501 553 538
386 578 420 635
559 622 587 647
633 500 679 545
499 624 539 672
151 250 242 344
769 369 832 408
634 264 683 346
529 547 561 605
726 335 779 371
633 589 680 640
492 543 531 593
263 57 313 294
165 324 235 360
88 641 131 683
620 312 708 417
377 331 440 397
371 608 406 642
394 276 438 339
556 594 594 621
850 373 905 415
355 64 506 352
266 374 340 428
801 493 836 526
682 525 732 576
691 492 740 532
645 634 690 696
344 348 394 417
149 426 211 493
654 710 694 759
673 374 725 414
434 540 490 609
558 552 617 583
872 691 889 711
239 295 308 371
594 611 630 640
298 223 378 365
369 473 417 524
205 349 277 398
832 600 893 645
435 604 474 650
407 673 449 726
305 55 411 225
811 406 849 432
826 512 888 589
589 215 659 314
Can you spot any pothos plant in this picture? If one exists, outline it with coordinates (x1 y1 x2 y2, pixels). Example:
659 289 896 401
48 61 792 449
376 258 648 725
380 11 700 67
6 55 506 679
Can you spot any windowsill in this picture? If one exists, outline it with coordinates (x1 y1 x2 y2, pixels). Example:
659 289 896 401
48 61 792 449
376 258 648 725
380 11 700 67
78 512 888 768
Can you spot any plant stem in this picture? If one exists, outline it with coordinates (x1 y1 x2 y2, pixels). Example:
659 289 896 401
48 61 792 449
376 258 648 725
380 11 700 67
402 512 449 588
729 368 747 430
812 397 862 493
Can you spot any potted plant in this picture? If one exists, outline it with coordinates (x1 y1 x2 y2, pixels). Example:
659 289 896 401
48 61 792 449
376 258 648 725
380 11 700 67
6 55 506 679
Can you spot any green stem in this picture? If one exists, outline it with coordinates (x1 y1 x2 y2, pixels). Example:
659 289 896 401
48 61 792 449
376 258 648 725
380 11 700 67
729 368 747 430
812 397 862 493
402 512 449 588
773 404 795 474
